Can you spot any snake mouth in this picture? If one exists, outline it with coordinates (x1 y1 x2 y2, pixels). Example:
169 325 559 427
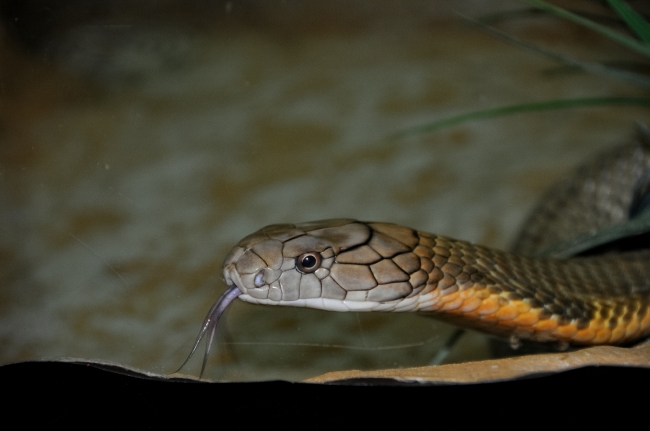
223 262 246 294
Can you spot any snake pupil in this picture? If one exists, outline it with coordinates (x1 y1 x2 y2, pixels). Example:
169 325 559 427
296 252 321 273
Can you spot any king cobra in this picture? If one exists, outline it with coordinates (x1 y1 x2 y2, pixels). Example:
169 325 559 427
178 131 650 376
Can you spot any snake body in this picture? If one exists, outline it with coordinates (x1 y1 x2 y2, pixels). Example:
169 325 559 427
226 220 650 345
179 133 650 375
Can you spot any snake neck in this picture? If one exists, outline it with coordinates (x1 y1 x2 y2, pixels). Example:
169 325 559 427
412 231 650 345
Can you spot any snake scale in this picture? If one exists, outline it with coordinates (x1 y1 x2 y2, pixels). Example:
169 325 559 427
179 130 650 375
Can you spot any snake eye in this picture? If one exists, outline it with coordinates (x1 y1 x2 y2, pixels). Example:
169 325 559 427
296 252 321 274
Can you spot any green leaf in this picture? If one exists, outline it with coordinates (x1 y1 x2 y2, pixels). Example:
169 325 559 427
606 0 650 43
393 97 650 139
461 14 650 88
521 0 650 57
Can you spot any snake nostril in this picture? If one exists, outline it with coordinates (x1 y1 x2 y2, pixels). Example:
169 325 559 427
254 270 266 287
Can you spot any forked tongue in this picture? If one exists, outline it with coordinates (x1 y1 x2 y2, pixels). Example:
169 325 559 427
174 285 242 378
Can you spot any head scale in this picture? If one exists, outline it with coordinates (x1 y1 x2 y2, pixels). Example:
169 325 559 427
223 219 425 310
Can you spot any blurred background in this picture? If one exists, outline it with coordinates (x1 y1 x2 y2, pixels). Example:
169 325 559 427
0 0 648 381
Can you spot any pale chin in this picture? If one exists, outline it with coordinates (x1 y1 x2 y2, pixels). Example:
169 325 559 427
237 294 383 312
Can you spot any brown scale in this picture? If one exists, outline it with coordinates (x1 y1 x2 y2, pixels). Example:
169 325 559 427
407 228 650 345
512 139 650 256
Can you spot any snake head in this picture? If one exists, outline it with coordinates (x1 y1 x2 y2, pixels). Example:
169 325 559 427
177 218 427 377
223 219 427 311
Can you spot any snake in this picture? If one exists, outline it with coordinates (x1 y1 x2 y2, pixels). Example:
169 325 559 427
177 129 650 376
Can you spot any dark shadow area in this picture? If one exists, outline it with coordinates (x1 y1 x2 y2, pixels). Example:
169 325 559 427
4 361 649 427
